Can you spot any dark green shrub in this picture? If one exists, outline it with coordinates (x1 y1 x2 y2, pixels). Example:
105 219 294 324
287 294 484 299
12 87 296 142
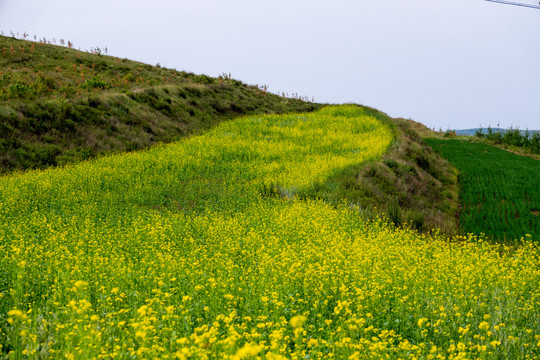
475 128 485 138
7 83 35 99
383 159 400 171
387 199 402 227
81 76 111 90
88 97 101 108
486 126 503 144
36 74 57 91
258 182 289 199
443 130 456 138
529 133 540 154
0 74 12 86
415 155 430 171
406 211 425 231
123 73 135 83
191 74 214 84
177 89 187 98
155 101 172 114
94 61 109 71
503 128 523 147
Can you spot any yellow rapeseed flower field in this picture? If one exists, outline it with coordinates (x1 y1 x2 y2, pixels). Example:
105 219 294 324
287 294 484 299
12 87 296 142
0 106 539 359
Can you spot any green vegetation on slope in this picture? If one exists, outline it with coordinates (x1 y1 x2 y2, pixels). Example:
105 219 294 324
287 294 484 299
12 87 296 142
297 108 459 234
0 35 321 173
2 106 540 359
425 138 540 242
0 35 460 237
474 127 540 155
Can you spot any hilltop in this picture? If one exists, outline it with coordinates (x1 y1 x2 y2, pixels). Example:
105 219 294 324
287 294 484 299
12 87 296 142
0 35 321 173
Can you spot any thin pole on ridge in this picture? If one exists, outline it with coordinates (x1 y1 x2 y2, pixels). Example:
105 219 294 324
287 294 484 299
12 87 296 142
485 0 540 9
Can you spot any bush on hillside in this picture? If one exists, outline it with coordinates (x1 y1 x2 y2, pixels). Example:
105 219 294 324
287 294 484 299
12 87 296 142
476 126 540 154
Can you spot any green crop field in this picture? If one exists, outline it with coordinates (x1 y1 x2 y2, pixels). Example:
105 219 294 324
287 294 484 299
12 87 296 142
2 106 540 359
424 139 540 242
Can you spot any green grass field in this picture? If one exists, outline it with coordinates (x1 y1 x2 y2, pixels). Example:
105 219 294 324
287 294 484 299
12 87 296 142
424 139 540 242
2 106 540 359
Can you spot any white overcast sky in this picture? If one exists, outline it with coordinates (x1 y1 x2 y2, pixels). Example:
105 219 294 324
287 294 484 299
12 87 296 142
1 0 539 130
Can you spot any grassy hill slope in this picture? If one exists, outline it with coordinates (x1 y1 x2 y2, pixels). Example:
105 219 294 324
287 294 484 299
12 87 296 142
297 108 459 234
0 35 321 173
1 106 539 359
0 34 461 236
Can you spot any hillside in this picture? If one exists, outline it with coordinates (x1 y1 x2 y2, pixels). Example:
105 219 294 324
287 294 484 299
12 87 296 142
0 35 321 173
2 106 540 359
0 34 462 237
297 109 459 235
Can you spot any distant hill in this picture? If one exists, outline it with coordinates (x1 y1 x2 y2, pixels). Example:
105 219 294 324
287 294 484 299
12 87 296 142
0 35 321 173
454 128 540 136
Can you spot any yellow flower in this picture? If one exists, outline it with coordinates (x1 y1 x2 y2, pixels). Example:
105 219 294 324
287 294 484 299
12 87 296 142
73 280 88 289
233 343 264 359
307 338 319 347
7 309 23 317
290 315 307 328
137 305 150 317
